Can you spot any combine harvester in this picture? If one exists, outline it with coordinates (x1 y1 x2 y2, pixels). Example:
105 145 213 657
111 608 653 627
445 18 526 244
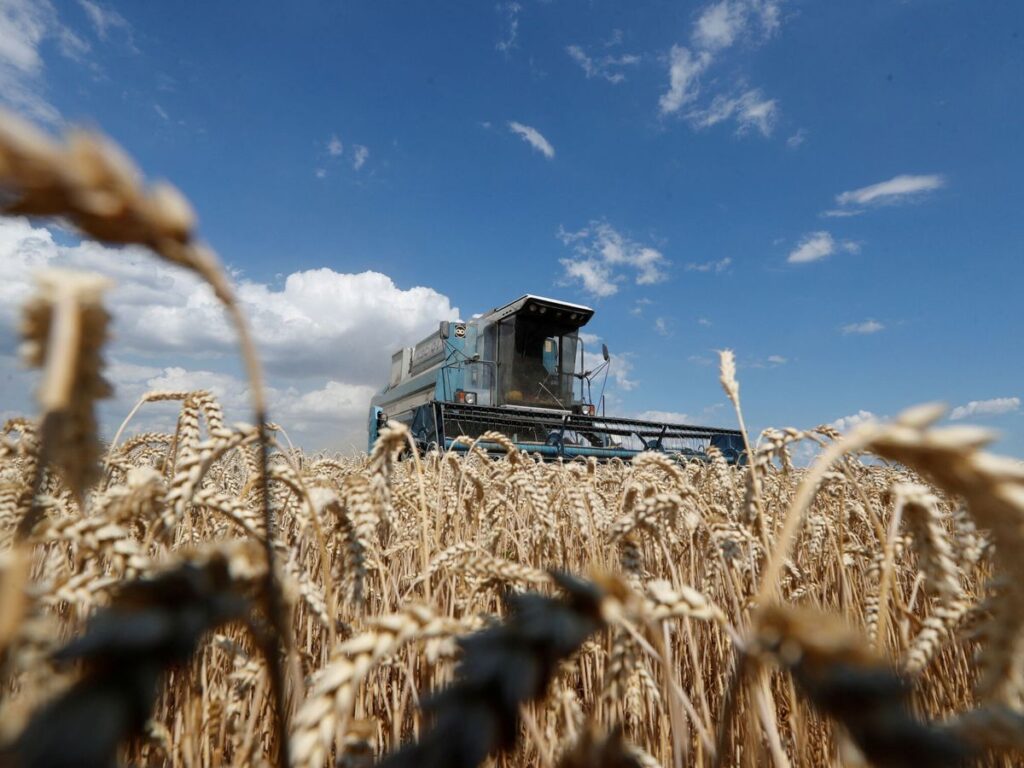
368 295 745 463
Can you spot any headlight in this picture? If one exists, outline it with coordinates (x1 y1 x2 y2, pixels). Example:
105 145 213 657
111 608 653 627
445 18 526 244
465 391 477 405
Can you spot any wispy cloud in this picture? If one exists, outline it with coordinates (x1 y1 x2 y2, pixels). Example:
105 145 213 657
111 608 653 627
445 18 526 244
693 0 780 51
508 121 555 159
495 1 522 55
0 0 63 122
841 319 885 335
835 174 945 208
688 88 778 136
352 144 369 170
77 0 134 48
630 298 652 316
685 256 732 273
327 134 343 156
787 231 859 263
786 128 807 148
654 317 671 336
659 46 710 114
659 0 782 136
566 44 640 84
950 397 1020 421
558 222 669 296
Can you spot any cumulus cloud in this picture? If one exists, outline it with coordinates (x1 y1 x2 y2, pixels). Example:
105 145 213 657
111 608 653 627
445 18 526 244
560 259 616 298
787 231 860 263
835 174 945 208
842 319 885 335
831 410 877 433
0 217 459 449
557 221 669 296
950 397 1020 421
507 121 555 159
566 44 640 84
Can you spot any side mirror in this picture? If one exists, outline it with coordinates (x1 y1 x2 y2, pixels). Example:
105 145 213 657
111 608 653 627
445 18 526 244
439 321 450 339
601 343 610 362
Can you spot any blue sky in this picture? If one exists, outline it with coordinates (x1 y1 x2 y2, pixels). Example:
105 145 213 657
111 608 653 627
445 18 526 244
1 0 1022 453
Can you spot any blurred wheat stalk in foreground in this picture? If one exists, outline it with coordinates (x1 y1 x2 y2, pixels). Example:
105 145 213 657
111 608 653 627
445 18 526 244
1 112 1024 768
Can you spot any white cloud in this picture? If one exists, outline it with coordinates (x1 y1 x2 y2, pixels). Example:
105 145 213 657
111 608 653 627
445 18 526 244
558 221 669 295
352 144 369 170
694 0 781 51
766 354 787 365
950 397 1020 421
688 88 778 136
630 298 652 316
787 231 859 264
507 121 555 159
831 410 877 433
637 409 691 424
821 208 864 218
660 0 783 129
608 353 637 391
327 134 343 156
0 0 60 122
659 46 710 115
76 0 131 43
841 319 885 335
685 256 732 273
786 128 806 148
0 0 131 123
654 317 670 336
694 1 746 50
0 217 460 449
314 167 327 179
559 258 616 297
566 44 640 84
495 1 521 55
835 174 945 208
698 317 712 327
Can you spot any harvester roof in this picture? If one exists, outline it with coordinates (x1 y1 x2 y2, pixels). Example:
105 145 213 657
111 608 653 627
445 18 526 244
478 294 595 330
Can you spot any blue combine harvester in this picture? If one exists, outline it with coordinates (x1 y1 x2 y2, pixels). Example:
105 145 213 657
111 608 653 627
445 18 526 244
368 295 745 462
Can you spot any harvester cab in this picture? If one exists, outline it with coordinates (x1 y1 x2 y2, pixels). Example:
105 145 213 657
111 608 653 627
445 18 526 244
368 294 745 463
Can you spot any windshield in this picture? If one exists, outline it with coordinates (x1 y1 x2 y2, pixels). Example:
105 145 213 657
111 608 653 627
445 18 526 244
496 315 578 409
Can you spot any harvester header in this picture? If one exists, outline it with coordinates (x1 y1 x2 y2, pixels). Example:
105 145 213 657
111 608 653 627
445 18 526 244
368 294 744 462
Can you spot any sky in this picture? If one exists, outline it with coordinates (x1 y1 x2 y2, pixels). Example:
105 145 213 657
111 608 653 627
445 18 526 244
0 0 1022 455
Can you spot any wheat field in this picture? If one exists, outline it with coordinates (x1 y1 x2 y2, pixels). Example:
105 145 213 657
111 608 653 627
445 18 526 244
2 114 1024 768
